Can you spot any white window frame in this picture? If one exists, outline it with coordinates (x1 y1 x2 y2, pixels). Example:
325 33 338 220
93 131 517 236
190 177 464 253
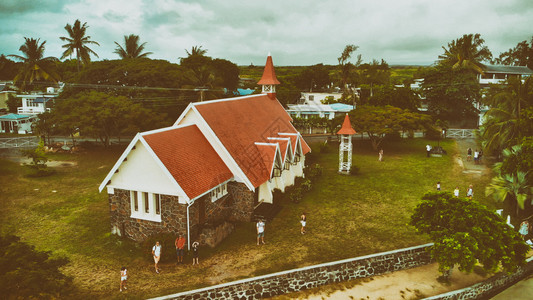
210 183 228 202
130 190 162 222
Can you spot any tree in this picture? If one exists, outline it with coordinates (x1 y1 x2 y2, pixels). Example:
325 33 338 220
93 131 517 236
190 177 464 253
52 91 165 147
34 111 56 145
368 84 420 111
0 54 20 80
294 64 331 92
349 105 431 150
421 65 481 126
211 58 240 92
20 139 52 176
410 192 529 279
358 59 391 98
8 38 60 91
481 77 533 154
337 44 362 94
495 36 533 69
60 19 99 72
114 34 153 59
438 33 492 75
0 235 71 298
486 171 532 222
180 45 210 71
6 93 19 113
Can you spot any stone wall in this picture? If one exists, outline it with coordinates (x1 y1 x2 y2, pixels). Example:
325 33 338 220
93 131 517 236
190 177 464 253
227 182 255 222
199 222 235 248
109 189 189 242
149 243 434 300
109 188 239 245
425 256 533 300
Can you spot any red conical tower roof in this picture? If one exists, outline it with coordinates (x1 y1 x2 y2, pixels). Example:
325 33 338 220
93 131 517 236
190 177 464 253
337 114 356 135
257 55 280 85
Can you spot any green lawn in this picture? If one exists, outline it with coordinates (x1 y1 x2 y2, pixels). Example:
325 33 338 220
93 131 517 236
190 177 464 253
0 138 494 298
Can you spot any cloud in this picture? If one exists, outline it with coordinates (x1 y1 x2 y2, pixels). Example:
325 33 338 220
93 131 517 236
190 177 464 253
0 0 532 66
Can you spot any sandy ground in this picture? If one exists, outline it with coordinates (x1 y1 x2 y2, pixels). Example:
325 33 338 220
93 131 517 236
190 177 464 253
301 263 486 300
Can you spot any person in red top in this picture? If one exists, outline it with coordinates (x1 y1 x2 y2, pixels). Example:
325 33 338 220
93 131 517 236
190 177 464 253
175 234 186 264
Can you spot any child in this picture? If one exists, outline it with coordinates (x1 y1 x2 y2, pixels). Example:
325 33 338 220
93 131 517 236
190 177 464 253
436 182 441 191
454 187 459 197
519 220 529 241
192 241 199 265
466 185 473 199
300 212 307 234
120 266 127 292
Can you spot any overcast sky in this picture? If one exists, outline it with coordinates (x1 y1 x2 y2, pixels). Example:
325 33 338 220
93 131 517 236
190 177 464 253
1 0 532 66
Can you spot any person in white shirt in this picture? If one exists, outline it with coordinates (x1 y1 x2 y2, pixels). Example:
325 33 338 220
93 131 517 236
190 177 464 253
426 144 432 157
120 266 127 291
152 241 162 273
257 220 265 245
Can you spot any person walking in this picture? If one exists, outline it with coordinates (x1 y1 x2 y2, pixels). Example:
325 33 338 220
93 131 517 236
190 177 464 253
120 266 127 292
191 241 199 265
426 144 432 157
519 220 530 241
436 181 441 191
378 149 384 162
257 219 265 245
300 212 307 234
175 234 186 265
152 241 162 273
478 150 483 164
474 149 479 165
454 186 460 197
467 148 472 161
466 185 474 199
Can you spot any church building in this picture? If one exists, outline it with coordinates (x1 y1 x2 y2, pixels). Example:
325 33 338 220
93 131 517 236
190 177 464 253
99 55 310 247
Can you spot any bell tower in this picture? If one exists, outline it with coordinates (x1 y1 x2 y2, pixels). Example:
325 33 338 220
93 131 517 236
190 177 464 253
257 53 280 99
337 114 356 174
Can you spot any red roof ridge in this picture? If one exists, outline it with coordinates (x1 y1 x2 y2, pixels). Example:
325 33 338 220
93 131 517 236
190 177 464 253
337 113 357 135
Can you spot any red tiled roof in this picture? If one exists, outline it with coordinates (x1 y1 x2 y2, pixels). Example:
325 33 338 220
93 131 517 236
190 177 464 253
194 94 307 187
143 125 232 200
257 55 280 85
256 143 278 181
278 133 298 155
337 114 356 135
269 138 289 161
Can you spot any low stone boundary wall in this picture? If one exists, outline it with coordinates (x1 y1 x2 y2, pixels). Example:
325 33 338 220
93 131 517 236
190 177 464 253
150 243 434 300
425 256 533 300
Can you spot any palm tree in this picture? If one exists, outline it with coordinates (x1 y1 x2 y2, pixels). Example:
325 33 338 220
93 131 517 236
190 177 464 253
481 77 532 153
60 19 99 71
486 171 532 221
114 34 153 59
185 46 207 57
8 38 59 91
438 34 492 75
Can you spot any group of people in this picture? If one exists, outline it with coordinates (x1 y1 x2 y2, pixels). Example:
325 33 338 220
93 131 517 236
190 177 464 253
256 212 307 245
466 148 483 164
437 182 474 199
151 238 199 273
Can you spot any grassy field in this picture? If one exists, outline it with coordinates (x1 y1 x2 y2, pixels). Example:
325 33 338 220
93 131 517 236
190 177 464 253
0 137 494 299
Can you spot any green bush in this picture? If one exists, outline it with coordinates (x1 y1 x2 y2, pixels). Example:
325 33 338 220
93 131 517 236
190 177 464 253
305 163 323 180
141 232 179 264
0 235 72 298
301 179 312 192
289 187 303 203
